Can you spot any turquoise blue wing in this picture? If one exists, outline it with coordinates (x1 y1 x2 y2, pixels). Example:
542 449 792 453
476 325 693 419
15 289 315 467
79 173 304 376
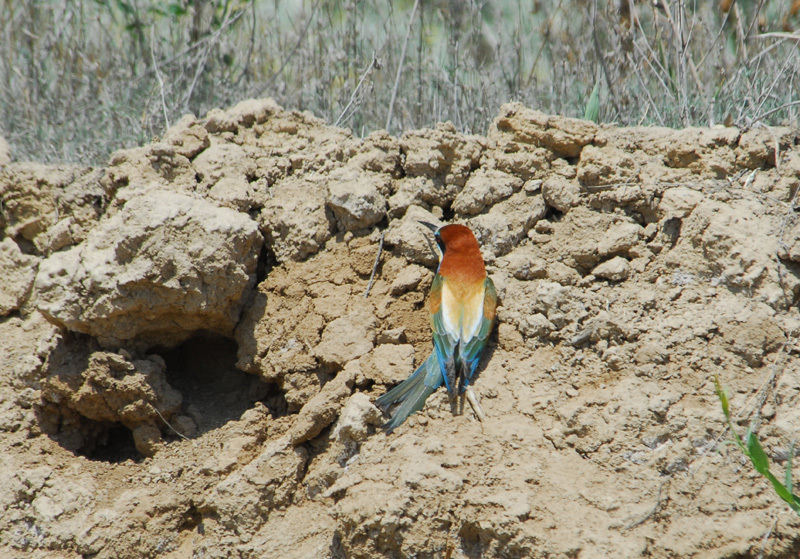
458 276 497 391
429 274 459 396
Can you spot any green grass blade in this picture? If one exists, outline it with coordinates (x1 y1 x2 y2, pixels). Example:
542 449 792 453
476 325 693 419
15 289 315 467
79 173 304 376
714 376 730 419
714 376 745 450
745 432 800 512
763 470 800 512
714 377 800 516
787 441 795 497
584 82 600 123
746 430 770 476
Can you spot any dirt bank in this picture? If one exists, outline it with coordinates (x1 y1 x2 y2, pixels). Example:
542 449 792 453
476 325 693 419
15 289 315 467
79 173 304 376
1 100 799 558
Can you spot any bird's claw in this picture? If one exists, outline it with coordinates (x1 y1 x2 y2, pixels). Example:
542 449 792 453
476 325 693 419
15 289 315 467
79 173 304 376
465 386 486 422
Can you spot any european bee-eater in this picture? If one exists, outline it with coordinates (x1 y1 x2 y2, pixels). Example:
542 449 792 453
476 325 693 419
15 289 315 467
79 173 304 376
376 222 497 432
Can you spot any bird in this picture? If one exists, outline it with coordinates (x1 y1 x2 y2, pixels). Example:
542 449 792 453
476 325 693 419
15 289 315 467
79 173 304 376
376 222 497 432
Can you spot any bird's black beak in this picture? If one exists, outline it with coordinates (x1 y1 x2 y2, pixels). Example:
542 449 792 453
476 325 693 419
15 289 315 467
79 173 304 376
418 221 439 234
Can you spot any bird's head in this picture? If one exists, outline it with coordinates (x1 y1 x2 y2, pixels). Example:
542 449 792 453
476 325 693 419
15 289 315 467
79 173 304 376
419 222 481 261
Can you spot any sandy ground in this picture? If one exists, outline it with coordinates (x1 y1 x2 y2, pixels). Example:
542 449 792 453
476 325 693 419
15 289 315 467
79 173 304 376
1 99 800 558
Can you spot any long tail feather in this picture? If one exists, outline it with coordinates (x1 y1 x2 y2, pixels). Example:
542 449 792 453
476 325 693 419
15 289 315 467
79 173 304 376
376 363 427 411
382 383 437 433
376 354 442 433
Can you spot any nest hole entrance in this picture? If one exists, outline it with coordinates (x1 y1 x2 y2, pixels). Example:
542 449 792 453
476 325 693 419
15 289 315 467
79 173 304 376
39 410 141 463
85 423 140 463
159 333 271 435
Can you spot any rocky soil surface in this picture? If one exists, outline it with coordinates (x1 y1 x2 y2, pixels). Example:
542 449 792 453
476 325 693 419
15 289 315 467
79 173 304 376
2 99 800 558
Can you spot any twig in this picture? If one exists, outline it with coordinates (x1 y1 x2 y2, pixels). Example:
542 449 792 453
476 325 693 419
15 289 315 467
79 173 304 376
742 0 767 46
659 0 704 95
631 7 678 103
591 0 621 118
142 3 250 79
752 100 800 125
690 341 792 484
774 129 781 173
524 0 564 89
234 0 258 88
751 51 795 124
154 407 189 441
183 2 244 112
385 0 419 132
733 2 749 60
697 0 734 69
756 519 777 559
625 480 667 529
627 52 666 126
752 31 800 40
363 232 385 298
183 43 211 112
257 0 321 97
742 169 758 190
747 33 800 68
150 27 170 130
335 52 379 128
453 39 461 131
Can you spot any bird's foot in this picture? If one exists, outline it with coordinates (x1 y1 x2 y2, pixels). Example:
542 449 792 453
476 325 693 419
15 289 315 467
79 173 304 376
450 394 461 416
465 387 486 422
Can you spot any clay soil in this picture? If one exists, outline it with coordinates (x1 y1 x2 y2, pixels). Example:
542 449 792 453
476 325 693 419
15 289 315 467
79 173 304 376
1 100 800 558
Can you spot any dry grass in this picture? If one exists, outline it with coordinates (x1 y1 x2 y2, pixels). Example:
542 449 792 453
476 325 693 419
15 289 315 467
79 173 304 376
2 0 800 164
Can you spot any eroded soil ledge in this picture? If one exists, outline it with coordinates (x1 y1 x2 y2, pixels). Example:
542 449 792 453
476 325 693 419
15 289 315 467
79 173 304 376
1 99 800 558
